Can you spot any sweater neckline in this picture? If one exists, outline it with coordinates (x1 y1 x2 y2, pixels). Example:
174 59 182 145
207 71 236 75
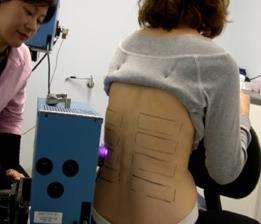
133 29 208 41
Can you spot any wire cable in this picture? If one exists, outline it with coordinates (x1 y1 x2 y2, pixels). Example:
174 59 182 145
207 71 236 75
51 38 64 83
249 74 261 81
22 125 36 135
32 52 47 72
47 52 51 94
31 38 58 72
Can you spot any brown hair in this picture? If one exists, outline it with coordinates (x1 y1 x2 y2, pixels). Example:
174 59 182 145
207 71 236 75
138 0 230 38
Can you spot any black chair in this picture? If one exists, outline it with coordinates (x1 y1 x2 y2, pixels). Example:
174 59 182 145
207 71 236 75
189 127 261 223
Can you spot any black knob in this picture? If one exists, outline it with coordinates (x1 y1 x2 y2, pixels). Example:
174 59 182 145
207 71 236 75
47 182 64 199
35 157 53 175
62 160 79 177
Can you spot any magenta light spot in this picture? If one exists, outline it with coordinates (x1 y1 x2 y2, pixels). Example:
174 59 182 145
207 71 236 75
98 145 109 158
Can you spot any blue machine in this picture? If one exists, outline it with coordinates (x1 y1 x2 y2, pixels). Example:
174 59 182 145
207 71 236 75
30 98 103 224
26 1 60 51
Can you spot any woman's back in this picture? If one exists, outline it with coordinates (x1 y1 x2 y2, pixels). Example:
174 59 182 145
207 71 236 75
94 83 197 224
93 0 252 222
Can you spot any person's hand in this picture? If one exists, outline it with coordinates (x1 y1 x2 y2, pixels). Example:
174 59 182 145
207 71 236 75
240 91 250 116
5 169 25 181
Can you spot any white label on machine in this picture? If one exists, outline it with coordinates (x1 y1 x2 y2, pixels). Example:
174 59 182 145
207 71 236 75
34 211 63 224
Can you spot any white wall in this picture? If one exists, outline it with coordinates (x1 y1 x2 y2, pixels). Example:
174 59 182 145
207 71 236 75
20 0 261 221
215 0 261 78
214 0 261 221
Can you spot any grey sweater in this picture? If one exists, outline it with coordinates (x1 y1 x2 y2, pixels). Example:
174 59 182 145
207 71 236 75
104 31 251 185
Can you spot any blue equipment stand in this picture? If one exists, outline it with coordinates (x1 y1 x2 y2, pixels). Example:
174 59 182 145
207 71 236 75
30 98 103 224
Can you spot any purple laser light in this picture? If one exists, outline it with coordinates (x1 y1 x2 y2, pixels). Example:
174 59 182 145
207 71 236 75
98 145 109 159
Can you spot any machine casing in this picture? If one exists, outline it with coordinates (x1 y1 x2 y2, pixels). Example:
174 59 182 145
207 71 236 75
30 98 103 224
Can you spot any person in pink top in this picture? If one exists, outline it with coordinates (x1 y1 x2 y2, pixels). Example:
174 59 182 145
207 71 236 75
0 0 57 189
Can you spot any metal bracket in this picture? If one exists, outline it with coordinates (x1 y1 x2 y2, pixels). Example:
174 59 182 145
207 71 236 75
65 76 95 88
46 93 71 108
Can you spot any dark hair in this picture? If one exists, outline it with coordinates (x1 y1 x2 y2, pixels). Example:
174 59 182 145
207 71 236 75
138 0 230 38
21 0 58 23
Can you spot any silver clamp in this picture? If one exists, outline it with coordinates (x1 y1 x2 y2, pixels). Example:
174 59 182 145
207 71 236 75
46 93 71 108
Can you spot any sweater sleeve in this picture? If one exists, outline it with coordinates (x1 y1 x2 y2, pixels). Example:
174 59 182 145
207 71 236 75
0 44 32 135
197 53 251 185
0 82 26 135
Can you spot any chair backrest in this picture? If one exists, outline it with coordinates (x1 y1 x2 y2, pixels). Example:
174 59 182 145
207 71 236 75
189 127 261 210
